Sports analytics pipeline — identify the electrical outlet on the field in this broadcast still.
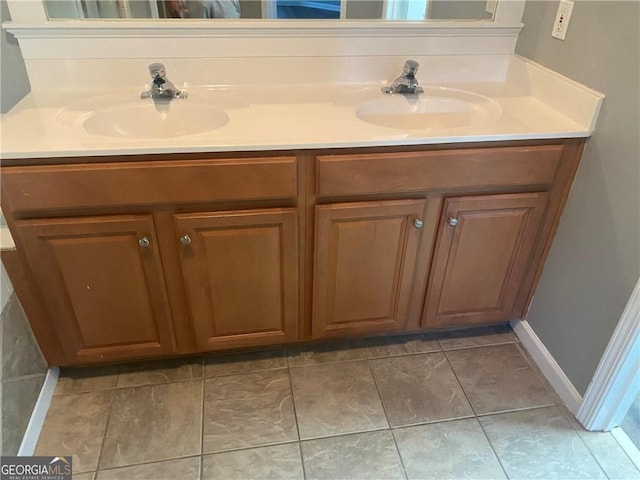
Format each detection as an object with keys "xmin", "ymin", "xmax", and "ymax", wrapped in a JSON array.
[
  {"xmin": 552, "ymin": 0, "xmax": 574, "ymax": 40},
  {"xmin": 485, "ymin": 0, "xmax": 497, "ymax": 15}
]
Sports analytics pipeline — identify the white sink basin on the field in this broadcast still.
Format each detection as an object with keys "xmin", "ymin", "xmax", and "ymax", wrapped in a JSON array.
[
  {"xmin": 353, "ymin": 86, "xmax": 502, "ymax": 130},
  {"xmin": 82, "ymin": 101, "xmax": 228, "ymax": 139},
  {"xmin": 57, "ymin": 90, "xmax": 243, "ymax": 139}
]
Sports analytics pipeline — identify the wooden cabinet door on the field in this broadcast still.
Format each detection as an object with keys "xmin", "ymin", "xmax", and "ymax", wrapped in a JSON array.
[
  {"xmin": 422, "ymin": 193, "xmax": 549, "ymax": 328},
  {"xmin": 16, "ymin": 215, "xmax": 176, "ymax": 364},
  {"xmin": 174, "ymin": 208, "xmax": 298, "ymax": 351},
  {"xmin": 313, "ymin": 199, "xmax": 427, "ymax": 338}
]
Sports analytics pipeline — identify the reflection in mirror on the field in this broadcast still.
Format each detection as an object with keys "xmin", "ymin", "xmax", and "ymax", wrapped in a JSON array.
[{"xmin": 44, "ymin": 0, "xmax": 496, "ymax": 20}]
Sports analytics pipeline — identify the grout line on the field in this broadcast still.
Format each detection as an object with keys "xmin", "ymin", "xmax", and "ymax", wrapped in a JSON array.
[
  {"xmin": 54, "ymin": 373, "xmax": 207, "ymax": 396},
  {"xmin": 474, "ymin": 403, "xmax": 560, "ymax": 418},
  {"xmin": 200, "ymin": 440, "xmax": 301, "ymax": 457},
  {"xmin": 365, "ymin": 358, "xmax": 391, "ymax": 430},
  {"xmin": 95, "ymin": 453, "xmax": 202, "ymax": 475},
  {"xmin": 204, "ymin": 365, "xmax": 289, "ymax": 379},
  {"xmin": 298, "ymin": 426, "xmax": 392, "ymax": 443},
  {"xmin": 365, "ymin": 348, "xmax": 443, "ymax": 360},
  {"xmin": 295, "ymin": 441, "xmax": 306, "ymax": 480},
  {"xmin": 438, "ymin": 339, "xmax": 519, "ymax": 352},
  {"xmin": 199, "ymin": 356, "xmax": 206, "ymax": 480},
  {"xmin": 389, "ymin": 429, "xmax": 409, "ymax": 480},
  {"xmin": 441, "ymin": 348, "xmax": 480, "ymax": 417},
  {"xmin": 203, "ymin": 350, "xmax": 290, "ymax": 378},
  {"xmin": 475, "ymin": 414, "xmax": 511, "ymax": 479},
  {"xmin": 388, "ymin": 414, "xmax": 476, "ymax": 430},
  {"xmin": 365, "ymin": 358, "xmax": 408, "ymax": 479},
  {"xmin": 93, "ymin": 383, "xmax": 117, "ymax": 473},
  {"xmin": 390, "ymin": 415, "xmax": 477, "ymax": 431},
  {"xmin": 287, "ymin": 356, "xmax": 369, "ymax": 369},
  {"xmin": 440, "ymin": 349, "xmax": 514, "ymax": 477},
  {"xmin": 285, "ymin": 365, "xmax": 306, "ymax": 480}
]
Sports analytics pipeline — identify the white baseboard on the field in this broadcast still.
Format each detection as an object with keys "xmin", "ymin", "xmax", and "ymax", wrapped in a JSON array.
[
  {"xmin": 510, "ymin": 319, "xmax": 583, "ymax": 414},
  {"xmin": 18, "ymin": 367, "xmax": 59, "ymax": 456}
]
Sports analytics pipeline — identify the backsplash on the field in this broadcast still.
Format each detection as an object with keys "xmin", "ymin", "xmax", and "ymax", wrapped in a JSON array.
[{"xmin": 20, "ymin": 54, "xmax": 513, "ymax": 90}]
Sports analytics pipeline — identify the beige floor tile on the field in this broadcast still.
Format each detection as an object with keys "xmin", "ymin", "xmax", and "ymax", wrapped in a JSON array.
[
  {"xmin": 55, "ymin": 366, "xmax": 119, "ymax": 395},
  {"xmin": 202, "ymin": 370, "xmax": 298, "ymax": 453},
  {"xmin": 35, "ymin": 325, "xmax": 626, "ymax": 480},
  {"xmin": 287, "ymin": 340, "xmax": 368, "ymax": 367},
  {"xmin": 205, "ymin": 348, "xmax": 288, "ymax": 377},
  {"xmin": 202, "ymin": 443, "xmax": 304, "ymax": 480},
  {"xmin": 99, "ymin": 380, "xmax": 202, "ymax": 469},
  {"xmin": 35, "ymin": 391, "xmax": 112, "ymax": 473},
  {"xmin": 365, "ymin": 332, "xmax": 441, "ymax": 358},
  {"xmin": 480, "ymin": 406, "xmax": 607, "ymax": 479},
  {"xmin": 96, "ymin": 457, "xmax": 200, "ymax": 480},
  {"xmin": 72, "ymin": 473, "xmax": 95, "ymax": 480},
  {"xmin": 446, "ymin": 343, "xmax": 556, "ymax": 414},
  {"xmin": 394, "ymin": 418, "xmax": 506, "ymax": 480},
  {"xmin": 371, "ymin": 353, "xmax": 473, "ymax": 426},
  {"xmin": 116, "ymin": 357, "xmax": 203, "ymax": 388},
  {"xmin": 301, "ymin": 430, "xmax": 405, "ymax": 480},
  {"xmin": 575, "ymin": 427, "xmax": 639, "ymax": 480},
  {"xmin": 290, "ymin": 361, "xmax": 388, "ymax": 439},
  {"xmin": 438, "ymin": 324, "xmax": 517, "ymax": 351}
]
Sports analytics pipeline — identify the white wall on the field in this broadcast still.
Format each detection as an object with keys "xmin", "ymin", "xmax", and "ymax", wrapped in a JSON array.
[{"xmin": 516, "ymin": 0, "xmax": 640, "ymax": 394}]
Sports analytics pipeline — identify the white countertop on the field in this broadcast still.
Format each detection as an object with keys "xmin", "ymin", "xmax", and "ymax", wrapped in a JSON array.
[{"xmin": 0, "ymin": 56, "xmax": 604, "ymax": 160}]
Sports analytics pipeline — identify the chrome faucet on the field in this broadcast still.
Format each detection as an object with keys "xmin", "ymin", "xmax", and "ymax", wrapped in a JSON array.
[
  {"xmin": 382, "ymin": 60, "xmax": 424, "ymax": 95},
  {"xmin": 140, "ymin": 63, "xmax": 188, "ymax": 100}
]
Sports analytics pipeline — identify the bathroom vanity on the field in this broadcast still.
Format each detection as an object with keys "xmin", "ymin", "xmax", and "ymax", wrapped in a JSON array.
[
  {"xmin": 0, "ymin": 53, "xmax": 603, "ymax": 367},
  {"xmin": 1, "ymin": 137, "xmax": 585, "ymax": 367}
]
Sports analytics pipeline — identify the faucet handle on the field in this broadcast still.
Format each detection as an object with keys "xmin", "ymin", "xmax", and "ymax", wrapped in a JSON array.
[
  {"xmin": 403, "ymin": 60, "xmax": 420, "ymax": 77},
  {"xmin": 148, "ymin": 63, "xmax": 167, "ymax": 80}
]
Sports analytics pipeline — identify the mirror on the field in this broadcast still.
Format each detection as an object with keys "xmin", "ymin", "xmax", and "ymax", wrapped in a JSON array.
[{"xmin": 44, "ymin": 0, "xmax": 496, "ymax": 21}]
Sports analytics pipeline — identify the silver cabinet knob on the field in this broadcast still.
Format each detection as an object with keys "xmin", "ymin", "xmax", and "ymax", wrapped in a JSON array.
[
  {"xmin": 180, "ymin": 234, "xmax": 192, "ymax": 245},
  {"xmin": 412, "ymin": 218, "xmax": 424, "ymax": 229},
  {"xmin": 447, "ymin": 217, "xmax": 459, "ymax": 227},
  {"xmin": 138, "ymin": 236, "xmax": 150, "ymax": 248}
]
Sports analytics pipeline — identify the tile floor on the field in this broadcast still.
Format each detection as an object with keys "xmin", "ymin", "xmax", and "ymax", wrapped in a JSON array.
[{"xmin": 34, "ymin": 325, "xmax": 639, "ymax": 480}]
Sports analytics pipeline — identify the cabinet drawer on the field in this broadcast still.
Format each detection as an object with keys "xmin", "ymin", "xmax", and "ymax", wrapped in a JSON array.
[
  {"xmin": 316, "ymin": 145, "xmax": 564, "ymax": 197},
  {"xmin": 2, "ymin": 156, "xmax": 297, "ymax": 213}
]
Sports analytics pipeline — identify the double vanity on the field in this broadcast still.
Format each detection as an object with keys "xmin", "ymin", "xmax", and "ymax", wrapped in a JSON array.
[{"xmin": 0, "ymin": 56, "xmax": 603, "ymax": 367}]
